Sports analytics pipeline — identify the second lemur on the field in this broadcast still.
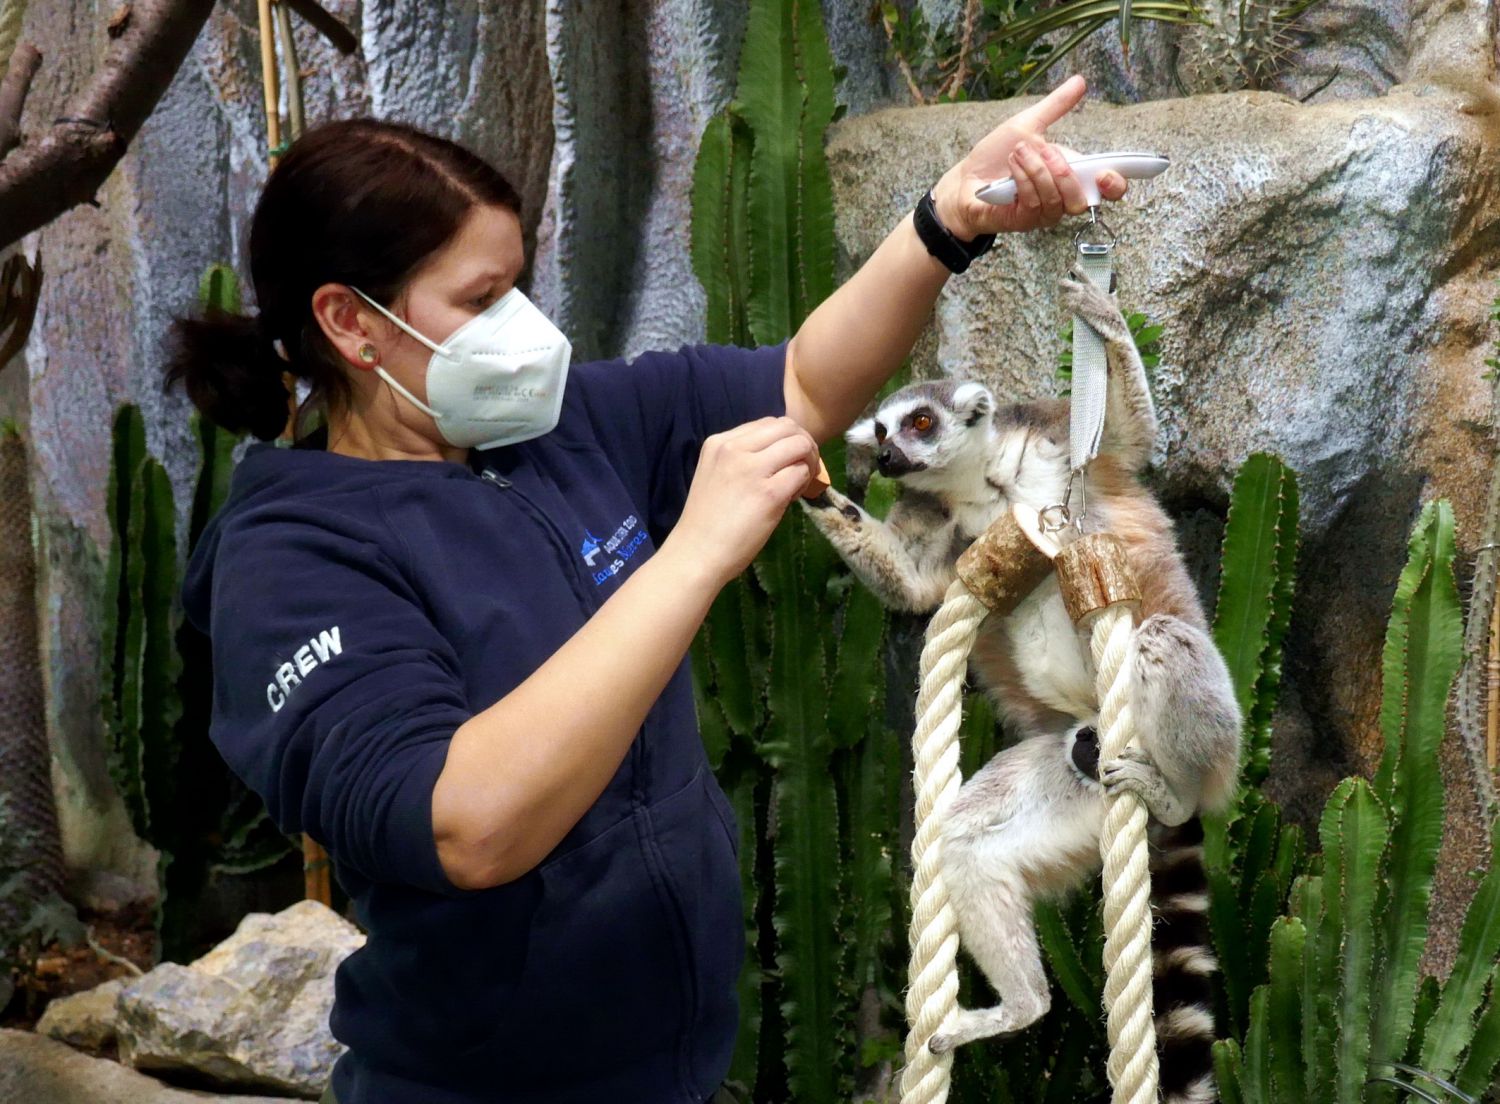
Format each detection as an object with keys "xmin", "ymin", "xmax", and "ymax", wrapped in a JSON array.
[{"xmin": 801, "ymin": 271, "xmax": 1242, "ymax": 1104}]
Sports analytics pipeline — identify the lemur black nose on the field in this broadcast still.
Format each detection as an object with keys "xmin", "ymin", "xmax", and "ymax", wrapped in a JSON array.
[{"xmin": 877, "ymin": 446, "xmax": 893, "ymax": 464}]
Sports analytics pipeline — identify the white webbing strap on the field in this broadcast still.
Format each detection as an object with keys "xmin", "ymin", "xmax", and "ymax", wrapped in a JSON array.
[{"xmin": 1069, "ymin": 241, "xmax": 1114, "ymax": 475}]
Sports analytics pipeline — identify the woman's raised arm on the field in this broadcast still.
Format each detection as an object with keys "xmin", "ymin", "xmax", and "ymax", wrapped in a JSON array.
[{"xmin": 781, "ymin": 74, "xmax": 1128, "ymax": 446}]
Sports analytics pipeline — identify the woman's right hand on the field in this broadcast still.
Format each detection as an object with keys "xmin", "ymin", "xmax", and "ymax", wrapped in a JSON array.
[{"xmin": 672, "ymin": 416, "xmax": 823, "ymax": 588}]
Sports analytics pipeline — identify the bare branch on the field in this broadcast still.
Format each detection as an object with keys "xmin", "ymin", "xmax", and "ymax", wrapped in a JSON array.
[
  {"xmin": 0, "ymin": 40, "xmax": 39, "ymax": 157},
  {"xmin": 282, "ymin": 0, "xmax": 356, "ymax": 55},
  {"xmin": 0, "ymin": 0, "xmax": 217, "ymax": 252}
]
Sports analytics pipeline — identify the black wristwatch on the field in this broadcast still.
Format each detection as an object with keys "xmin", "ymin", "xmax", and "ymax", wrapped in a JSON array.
[{"xmin": 913, "ymin": 189, "xmax": 995, "ymax": 274}]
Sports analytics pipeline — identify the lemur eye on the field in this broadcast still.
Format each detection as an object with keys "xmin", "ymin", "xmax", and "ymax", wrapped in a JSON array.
[
  {"xmin": 913, "ymin": 413, "xmax": 933, "ymax": 432},
  {"xmin": 873, "ymin": 421, "xmax": 887, "ymax": 443}
]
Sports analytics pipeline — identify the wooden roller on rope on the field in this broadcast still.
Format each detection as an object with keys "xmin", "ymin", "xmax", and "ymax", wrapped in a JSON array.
[{"xmin": 899, "ymin": 504, "xmax": 1158, "ymax": 1104}]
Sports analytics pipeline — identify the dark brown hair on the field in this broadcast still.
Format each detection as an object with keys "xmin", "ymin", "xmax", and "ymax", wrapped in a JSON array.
[{"xmin": 163, "ymin": 117, "xmax": 523, "ymax": 441}]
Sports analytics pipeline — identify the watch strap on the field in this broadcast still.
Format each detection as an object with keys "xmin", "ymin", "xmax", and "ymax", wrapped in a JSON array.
[{"xmin": 913, "ymin": 189, "xmax": 996, "ymax": 275}]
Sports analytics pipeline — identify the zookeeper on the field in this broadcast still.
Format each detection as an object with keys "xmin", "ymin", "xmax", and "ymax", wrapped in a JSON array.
[{"xmin": 168, "ymin": 73, "xmax": 1125, "ymax": 1104}]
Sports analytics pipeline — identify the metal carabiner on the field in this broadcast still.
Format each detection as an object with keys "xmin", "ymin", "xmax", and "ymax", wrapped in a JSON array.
[
  {"xmin": 1039, "ymin": 469, "xmax": 1088, "ymax": 535},
  {"xmin": 1072, "ymin": 206, "xmax": 1117, "ymax": 256}
]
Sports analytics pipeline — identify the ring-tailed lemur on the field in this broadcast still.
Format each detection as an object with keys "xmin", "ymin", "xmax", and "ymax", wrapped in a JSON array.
[{"xmin": 801, "ymin": 271, "xmax": 1241, "ymax": 1104}]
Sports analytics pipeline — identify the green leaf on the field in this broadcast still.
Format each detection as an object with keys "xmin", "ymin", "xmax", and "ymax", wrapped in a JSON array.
[
  {"xmin": 725, "ymin": 765, "xmax": 765, "ymax": 1091},
  {"xmin": 703, "ymin": 576, "xmax": 762, "ymax": 740},
  {"xmin": 692, "ymin": 641, "xmax": 733, "ymax": 770},
  {"xmin": 829, "ymin": 585, "xmax": 886, "ymax": 749},
  {"xmin": 736, "ymin": 0, "xmax": 802, "ymax": 342},
  {"xmin": 197, "ymin": 261, "xmax": 243, "ymax": 314},
  {"xmin": 1408, "ymin": 974, "xmax": 1443, "ymax": 1067}
]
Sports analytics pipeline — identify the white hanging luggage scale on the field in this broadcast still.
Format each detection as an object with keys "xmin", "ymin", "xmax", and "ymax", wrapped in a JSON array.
[{"xmin": 975, "ymin": 151, "xmax": 1170, "ymax": 208}]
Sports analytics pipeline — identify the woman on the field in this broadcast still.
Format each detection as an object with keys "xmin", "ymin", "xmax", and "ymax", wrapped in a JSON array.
[{"xmin": 165, "ymin": 74, "xmax": 1124, "ymax": 1104}]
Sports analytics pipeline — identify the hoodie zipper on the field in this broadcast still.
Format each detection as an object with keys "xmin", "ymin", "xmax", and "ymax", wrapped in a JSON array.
[
  {"xmin": 477, "ymin": 465, "xmax": 648, "ymax": 796},
  {"xmin": 477, "ymin": 467, "xmax": 590, "ymax": 606}
]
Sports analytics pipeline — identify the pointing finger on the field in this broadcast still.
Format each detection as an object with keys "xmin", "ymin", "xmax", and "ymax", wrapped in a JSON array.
[{"xmin": 1008, "ymin": 74, "xmax": 1087, "ymax": 133}]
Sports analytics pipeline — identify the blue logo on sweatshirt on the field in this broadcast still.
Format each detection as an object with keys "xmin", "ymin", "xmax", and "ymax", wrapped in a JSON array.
[
  {"xmin": 585, "ymin": 515, "xmax": 648, "ymax": 585},
  {"xmin": 580, "ymin": 529, "xmax": 605, "ymax": 567}
]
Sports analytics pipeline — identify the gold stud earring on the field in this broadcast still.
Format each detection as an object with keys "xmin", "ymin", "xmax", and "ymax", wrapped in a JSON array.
[{"xmin": 357, "ymin": 342, "xmax": 378, "ymax": 364}]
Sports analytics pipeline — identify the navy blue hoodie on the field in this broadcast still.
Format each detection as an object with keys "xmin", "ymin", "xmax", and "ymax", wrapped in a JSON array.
[{"xmin": 180, "ymin": 341, "xmax": 789, "ymax": 1104}]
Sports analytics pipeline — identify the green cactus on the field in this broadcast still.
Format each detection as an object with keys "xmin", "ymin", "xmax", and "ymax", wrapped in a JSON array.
[
  {"xmin": 1212, "ymin": 451, "xmax": 1299, "ymax": 786},
  {"xmin": 101, "ymin": 264, "xmax": 295, "ymax": 962},
  {"xmin": 689, "ymin": 0, "xmax": 899, "ymax": 1098},
  {"xmin": 1214, "ymin": 500, "xmax": 1500, "ymax": 1104},
  {"xmin": 102, "ymin": 404, "xmax": 185, "ymax": 917},
  {"xmin": 1203, "ymin": 452, "xmax": 1306, "ymax": 1039}
]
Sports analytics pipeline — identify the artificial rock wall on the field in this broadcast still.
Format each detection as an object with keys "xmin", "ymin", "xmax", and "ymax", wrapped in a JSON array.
[
  {"xmin": 6, "ymin": 0, "xmax": 900, "ymax": 910},
  {"xmin": 5, "ymin": 0, "xmax": 1498, "ymax": 977}
]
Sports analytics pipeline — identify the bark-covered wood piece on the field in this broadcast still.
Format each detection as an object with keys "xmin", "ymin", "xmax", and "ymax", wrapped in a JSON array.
[
  {"xmin": 1055, "ymin": 532, "xmax": 1141, "ymax": 625},
  {"xmin": 955, "ymin": 506, "xmax": 1054, "ymax": 615}
]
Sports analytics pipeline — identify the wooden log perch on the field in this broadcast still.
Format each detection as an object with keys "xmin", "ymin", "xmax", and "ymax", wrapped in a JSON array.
[
  {"xmin": 955, "ymin": 505, "xmax": 1055, "ymax": 616},
  {"xmin": 1055, "ymin": 532, "xmax": 1140, "ymax": 626}
]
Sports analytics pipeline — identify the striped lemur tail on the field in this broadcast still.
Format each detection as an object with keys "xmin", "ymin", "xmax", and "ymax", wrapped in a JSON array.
[{"xmin": 1149, "ymin": 816, "xmax": 1220, "ymax": 1104}]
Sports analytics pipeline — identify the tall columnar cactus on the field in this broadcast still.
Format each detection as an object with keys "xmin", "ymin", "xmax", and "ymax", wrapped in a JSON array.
[
  {"xmin": 1213, "ymin": 500, "xmax": 1500, "ymax": 1104},
  {"xmin": 1202, "ymin": 452, "xmax": 1306, "ymax": 1039},
  {"xmin": 0, "ymin": 422, "xmax": 67, "ymax": 979},
  {"xmin": 102, "ymin": 402, "xmax": 185, "ymax": 939},
  {"xmin": 688, "ymin": 0, "xmax": 899, "ymax": 1099},
  {"xmin": 101, "ymin": 264, "xmax": 293, "ymax": 963},
  {"xmin": 1213, "ymin": 451, "xmax": 1299, "ymax": 787}
]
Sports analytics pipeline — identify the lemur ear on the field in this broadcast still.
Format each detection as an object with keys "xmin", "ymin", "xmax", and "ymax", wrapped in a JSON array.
[
  {"xmin": 953, "ymin": 381, "xmax": 995, "ymax": 427},
  {"xmin": 846, "ymin": 416, "xmax": 879, "ymax": 451}
]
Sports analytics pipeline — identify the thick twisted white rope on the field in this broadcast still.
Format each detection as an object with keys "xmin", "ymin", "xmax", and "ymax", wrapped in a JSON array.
[
  {"xmin": 899, "ymin": 578, "xmax": 1158, "ymax": 1104},
  {"xmin": 1087, "ymin": 604, "xmax": 1160, "ymax": 1104},
  {"xmin": 899, "ymin": 579, "xmax": 989, "ymax": 1104}
]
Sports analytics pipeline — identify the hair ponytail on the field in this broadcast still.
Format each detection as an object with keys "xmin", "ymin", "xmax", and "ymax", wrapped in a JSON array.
[
  {"xmin": 161, "ymin": 116, "xmax": 523, "ymax": 447},
  {"xmin": 163, "ymin": 308, "xmax": 294, "ymax": 441}
]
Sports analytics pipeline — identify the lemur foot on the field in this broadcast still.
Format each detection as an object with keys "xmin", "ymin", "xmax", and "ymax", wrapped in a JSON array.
[
  {"xmin": 1057, "ymin": 270, "xmax": 1131, "ymax": 345},
  {"xmin": 928, "ymin": 996, "xmax": 1049, "ymax": 1054},
  {"xmin": 1100, "ymin": 746, "xmax": 1193, "ymax": 826}
]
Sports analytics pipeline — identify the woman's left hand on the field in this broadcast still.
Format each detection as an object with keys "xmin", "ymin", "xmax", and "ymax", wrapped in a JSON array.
[{"xmin": 929, "ymin": 74, "xmax": 1127, "ymax": 239}]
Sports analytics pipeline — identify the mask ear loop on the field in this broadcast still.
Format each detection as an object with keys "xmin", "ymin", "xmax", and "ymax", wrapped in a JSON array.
[
  {"xmin": 348, "ymin": 286, "xmax": 453, "ymax": 358},
  {"xmin": 345, "ymin": 286, "xmax": 445, "ymax": 419}
]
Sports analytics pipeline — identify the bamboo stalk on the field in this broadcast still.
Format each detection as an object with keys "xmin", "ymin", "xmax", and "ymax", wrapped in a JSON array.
[
  {"xmin": 274, "ymin": 0, "xmax": 303, "ymax": 140},
  {"xmin": 256, "ymin": 0, "xmax": 280, "ymax": 169},
  {"xmin": 255, "ymin": 0, "xmax": 330, "ymax": 906},
  {"xmin": 1488, "ymin": 587, "xmax": 1499, "ymax": 771}
]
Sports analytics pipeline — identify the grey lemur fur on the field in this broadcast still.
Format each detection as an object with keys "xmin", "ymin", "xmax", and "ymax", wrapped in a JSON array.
[{"xmin": 800, "ymin": 271, "xmax": 1242, "ymax": 1104}]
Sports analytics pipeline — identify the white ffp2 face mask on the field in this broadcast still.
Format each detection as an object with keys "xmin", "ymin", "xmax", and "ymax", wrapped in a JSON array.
[{"xmin": 349, "ymin": 285, "xmax": 572, "ymax": 450}]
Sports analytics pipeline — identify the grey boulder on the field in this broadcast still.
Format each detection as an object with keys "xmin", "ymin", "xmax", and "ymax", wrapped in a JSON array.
[
  {"xmin": 0, "ymin": 1027, "xmax": 289, "ymax": 1103},
  {"xmin": 115, "ymin": 899, "xmax": 364, "ymax": 1098}
]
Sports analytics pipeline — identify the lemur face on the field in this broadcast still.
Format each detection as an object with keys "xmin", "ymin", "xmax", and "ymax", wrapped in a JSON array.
[{"xmin": 846, "ymin": 379, "xmax": 995, "ymax": 487}]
